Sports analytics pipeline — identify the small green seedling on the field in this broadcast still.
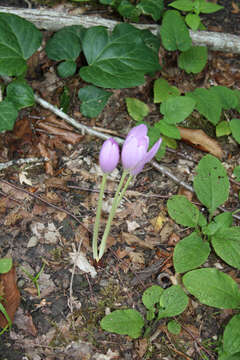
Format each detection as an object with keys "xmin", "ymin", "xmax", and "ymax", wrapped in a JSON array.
[
  {"xmin": 21, "ymin": 262, "xmax": 45, "ymax": 297},
  {"xmin": 0, "ymin": 258, "xmax": 13, "ymax": 334},
  {"xmin": 100, "ymin": 284, "xmax": 188, "ymax": 339}
]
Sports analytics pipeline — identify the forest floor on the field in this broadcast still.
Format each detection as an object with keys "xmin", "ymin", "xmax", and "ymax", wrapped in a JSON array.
[{"xmin": 0, "ymin": 1, "xmax": 240, "ymax": 359}]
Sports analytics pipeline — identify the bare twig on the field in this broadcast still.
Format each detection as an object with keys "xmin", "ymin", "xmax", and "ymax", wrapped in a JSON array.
[
  {"xmin": 0, "ymin": 157, "xmax": 48, "ymax": 170},
  {"xmin": 1, "ymin": 7, "xmax": 240, "ymax": 53}
]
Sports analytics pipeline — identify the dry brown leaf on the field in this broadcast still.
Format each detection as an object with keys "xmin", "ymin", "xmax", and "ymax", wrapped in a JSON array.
[
  {"xmin": 150, "ymin": 213, "xmax": 166, "ymax": 233},
  {"xmin": 0, "ymin": 266, "xmax": 20, "ymax": 328},
  {"xmin": 37, "ymin": 122, "xmax": 83, "ymax": 145},
  {"xmin": 122, "ymin": 232, "xmax": 158, "ymax": 249},
  {"xmin": 136, "ymin": 338, "xmax": 148, "ymax": 358},
  {"xmin": 178, "ymin": 127, "xmax": 223, "ymax": 158},
  {"xmin": 178, "ymin": 187, "xmax": 193, "ymax": 201},
  {"xmin": 232, "ymin": 1, "xmax": 239, "ymax": 13}
]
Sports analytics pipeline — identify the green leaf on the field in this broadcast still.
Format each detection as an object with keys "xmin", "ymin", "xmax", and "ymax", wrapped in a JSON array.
[
  {"xmin": 193, "ymin": 154, "xmax": 230, "ymax": 214},
  {"xmin": 169, "ymin": 0, "xmax": 194, "ymax": 12},
  {"xmin": 126, "ymin": 98, "xmax": 149, "ymax": 121},
  {"xmin": 78, "ymin": 85, "xmax": 112, "ymax": 118},
  {"xmin": 137, "ymin": 0, "xmax": 164, "ymax": 21},
  {"xmin": 117, "ymin": 0, "xmax": 140, "ymax": 22},
  {"xmin": 173, "ymin": 232, "xmax": 210, "ymax": 273},
  {"xmin": 46, "ymin": 26, "xmax": 84, "ymax": 61},
  {"xmin": 216, "ymin": 121, "xmax": 231, "ymax": 137},
  {"xmin": 100, "ymin": 309, "xmax": 144, "ymax": 339},
  {"xmin": 80, "ymin": 24, "xmax": 161, "ymax": 89},
  {"xmin": 60, "ymin": 86, "xmax": 70, "ymax": 114},
  {"xmin": 202, "ymin": 212, "xmax": 233, "ymax": 236},
  {"xmin": 199, "ymin": 2, "xmax": 224, "ymax": 14},
  {"xmin": 158, "ymin": 285, "xmax": 188, "ymax": 319},
  {"xmin": 0, "ymin": 13, "xmax": 42, "ymax": 76},
  {"xmin": 160, "ymin": 10, "xmax": 192, "ymax": 51},
  {"xmin": 185, "ymin": 13, "xmax": 201, "ymax": 30},
  {"xmin": 178, "ymin": 46, "xmax": 208, "ymax": 74},
  {"xmin": 0, "ymin": 101, "xmax": 18, "ymax": 132},
  {"xmin": 167, "ymin": 195, "xmax": 207, "ymax": 227},
  {"xmin": 155, "ymin": 121, "xmax": 181, "ymax": 139},
  {"xmin": 230, "ymin": 119, "xmax": 240, "ymax": 144},
  {"xmin": 160, "ymin": 96, "xmax": 195, "ymax": 124},
  {"xmin": 153, "ymin": 78, "xmax": 180, "ymax": 103},
  {"xmin": 0, "ymin": 258, "xmax": 12, "ymax": 274},
  {"xmin": 212, "ymin": 227, "xmax": 240, "ymax": 269},
  {"xmin": 6, "ymin": 79, "xmax": 35, "ymax": 110},
  {"xmin": 186, "ymin": 88, "xmax": 222, "ymax": 125},
  {"xmin": 233, "ymin": 166, "xmax": 240, "ymax": 182},
  {"xmin": 220, "ymin": 315, "xmax": 240, "ymax": 358},
  {"xmin": 183, "ymin": 268, "xmax": 240, "ymax": 309},
  {"xmin": 210, "ymin": 86, "xmax": 239, "ymax": 110},
  {"xmin": 57, "ymin": 60, "xmax": 77, "ymax": 78},
  {"xmin": 167, "ymin": 320, "xmax": 181, "ymax": 335},
  {"xmin": 0, "ymin": 303, "xmax": 12, "ymax": 329},
  {"xmin": 142, "ymin": 285, "xmax": 164, "ymax": 311}
]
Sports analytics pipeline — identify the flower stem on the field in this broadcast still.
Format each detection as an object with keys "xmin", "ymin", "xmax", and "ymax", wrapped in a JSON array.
[
  {"xmin": 98, "ymin": 170, "xmax": 130, "ymax": 261},
  {"xmin": 92, "ymin": 173, "xmax": 107, "ymax": 260}
]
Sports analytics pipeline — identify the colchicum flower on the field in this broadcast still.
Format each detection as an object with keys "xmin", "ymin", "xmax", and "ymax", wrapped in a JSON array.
[
  {"xmin": 121, "ymin": 124, "xmax": 162, "ymax": 175},
  {"xmin": 99, "ymin": 138, "xmax": 120, "ymax": 173}
]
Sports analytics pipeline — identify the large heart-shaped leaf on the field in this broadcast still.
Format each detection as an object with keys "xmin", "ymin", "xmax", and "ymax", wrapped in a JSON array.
[
  {"xmin": 158, "ymin": 285, "xmax": 189, "ymax": 319},
  {"xmin": 137, "ymin": 0, "xmax": 164, "ymax": 21},
  {"xmin": 0, "ymin": 13, "xmax": 42, "ymax": 76},
  {"xmin": 212, "ymin": 227, "xmax": 240, "ymax": 269},
  {"xmin": 160, "ymin": 96, "xmax": 196, "ymax": 124},
  {"xmin": 6, "ymin": 79, "xmax": 35, "ymax": 110},
  {"xmin": 78, "ymin": 85, "xmax": 112, "ymax": 118},
  {"xmin": 178, "ymin": 46, "xmax": 208, "ymax": 74},
  {"xmin": 79, "ymin": 24, "xmax": 161, "ymax": 88}
]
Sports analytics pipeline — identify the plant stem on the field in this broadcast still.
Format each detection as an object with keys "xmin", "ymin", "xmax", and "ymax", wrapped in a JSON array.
[
  {"xmin": 98, "ymin": 170, "xmax": 130, "ymax": 261},
  {"xmin": 92, "ymin": 173, "xmax": 107, "ymax": 260}
]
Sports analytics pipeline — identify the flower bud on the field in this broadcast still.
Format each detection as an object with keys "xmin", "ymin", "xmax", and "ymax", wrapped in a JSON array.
[
  {"xmin": 122, "ymin": 124, "xmax": 162, "ymax": 175},
  {"xmin": 99, "ymin": 138, "xmax": 120, "ymax": 173}
]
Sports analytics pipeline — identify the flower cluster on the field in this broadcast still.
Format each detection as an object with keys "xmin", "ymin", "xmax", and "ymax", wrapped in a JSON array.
[
  {"xmin": 99, "ymin": 124, "xmax": 162, "ymax": 175},
  {"xmin": 93, "ymin": 124, "xmax": 162, "ymax": 261}
]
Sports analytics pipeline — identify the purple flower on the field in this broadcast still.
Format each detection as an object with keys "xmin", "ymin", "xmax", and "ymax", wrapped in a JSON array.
[
  {"xmin": 99, "ymin": 138, "xmax": 120, "ymax": 173},
  {"xmin": 121, "ymin": 124, "xmax": 162, "ymax": 175}
]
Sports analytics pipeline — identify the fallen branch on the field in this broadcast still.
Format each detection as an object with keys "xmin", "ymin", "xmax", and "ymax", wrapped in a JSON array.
[{"xmin": 1, "ymin": 7, "xmax": 240, "ymax": 54}]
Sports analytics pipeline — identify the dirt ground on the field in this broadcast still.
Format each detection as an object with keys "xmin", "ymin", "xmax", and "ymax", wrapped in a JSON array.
[{"xmin": 0, "ymin": 1, "xmax": 240, "ymax": 359}]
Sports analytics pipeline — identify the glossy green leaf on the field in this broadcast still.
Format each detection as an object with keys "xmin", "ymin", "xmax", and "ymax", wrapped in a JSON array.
[
  {"xmin": 169, "ymin": 0, "xmax": 194, "ymax": 11},
  {"xmin": 46, "ymin": 26, "xmax": 84, "ymax": 61},
  {"xmin": 185, "ymin": 13, "xmax": 201, "ymax": 30},
  {"xmin": 178, "ymin": 46, "xmax": 208, "ymax": 74},
  {"xmin": 80, "ymin": 24, "xmax": 161, "ymax": 89},
  {"xmin": 117, "ymin": 0, "xmax": 140, "ymax": 22},
  {"xmin": 6, "ymin": 79, "xmax": 35, "ymax": 110},
  {"xmin": 173, "ymin": 232, "xmax": 210, "ymax": 273},
  {"xmin": 216, "ymin": 121, "xmax": 231, "ymax": 137},
  {"xmin": 0, "ymin": 101, "xmax": 18, "ymax": 132},
  {"xmin": 137, "ymin": 0, "xmax": 164, "ymax": 21},
  {"xmin": 0, "ymin": 13, "xmax": 42, "ymax": 76},
  {"xmin": 158, "ymin": 285, "xmax": 189, "ymax": 319},
  {"xmin": 57, "ymin": 60, "xmax": 77, "ymax": 78},
  {"xmin": 199, "ymin": 2, "xmax": 224, "ymax": 14},
  {"xmin": 233, "ymin": 166, "xmax": 240, "ymax": 182},
  {"xmin": 186, "ymin": 88, "xmax": 222, "ymax": 125},
  {"xmin": 220, "ymin": 315, "xmax": 240, "ymax": 359},
  {"xmin": 160, "ymin": 10, "xmax": 192, "ymax": 51},
  {"xmin": 193, "ymin": 155, "xmax": 230, "ymax": 214},
  {"xmin": 78, "ymin": 85, "xmax": 112, "ymax": 118},
  {"xmin": 167, "ymin": 320, "xmax": 181, "ymax": 335},
  {"xmin": 167, "ymin": 195, "xmax": 207, "ymax": 227},
  {"xmin": 0, "ymin": 258, "xmax": 13, "ymax": 274},
  {"xmin": 142, "ymin": 285, "xmax": 164, "ymax": 311},
  {"xmin": 230, "ymin": 119, "xmax": 240, "ymax": 144},
  {"xmin": 60, "ymin": 86, "xmax": 70, "ymax": 114},
  {"xmin": 210, "ymin": 86, "xmax": 239, "ymax": 110},
  {"xmin": 160, "ymin": 96, "xmax": 195, "ymax": 123},
  {"xmin": 100, "ymin": 309, "xmax": 144, "ymax": 339},
  {"xmin": 155, "ymin": 121, "xmax": 181, "ymax": 139},
  {"xmin": 212, "ymin": 227, "xmax": 240, "ymax": 269},
  {"xmin": 126, "ymin": 97, "xmax": 149, "ymax": 121},
  {"xmin": 183, "ymin": 268, "xmax": 240, "ymax": 308},
  {"xmin": 153, "ymin": 78, "xmax": 180, "ymax": 103}
]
